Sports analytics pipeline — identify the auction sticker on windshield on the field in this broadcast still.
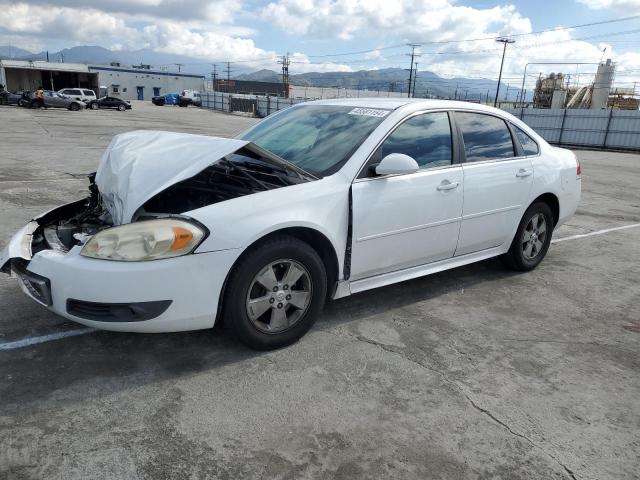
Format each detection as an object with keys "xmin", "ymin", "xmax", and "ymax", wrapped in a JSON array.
[{"xmin": 348, "ymin": 108, "xmax": 390, "ymax": 117}]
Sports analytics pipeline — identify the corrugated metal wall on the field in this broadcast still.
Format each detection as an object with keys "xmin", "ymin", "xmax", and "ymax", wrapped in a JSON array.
[
  {"xmin": 504, "ymin": 108, "xmax": 640, "ymax": 150},
  {"xmin": 200, "ymin": 92, "xmax": 640, "ymax": 151}
]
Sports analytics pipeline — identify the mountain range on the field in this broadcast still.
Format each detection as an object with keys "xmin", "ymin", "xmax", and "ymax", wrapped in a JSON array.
[{"xmin": 0, "ymin": 45, "xmax": 521, "ymax": 101}]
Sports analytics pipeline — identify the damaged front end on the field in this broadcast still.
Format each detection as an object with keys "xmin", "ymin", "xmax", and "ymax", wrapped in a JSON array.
[
  {"xmin": 2, "ymin": 131, "xmax": 314, "ymax": 274},
  {"xmin": 34, "ymin": 175, "xmax": 113, "ymax": 255}
]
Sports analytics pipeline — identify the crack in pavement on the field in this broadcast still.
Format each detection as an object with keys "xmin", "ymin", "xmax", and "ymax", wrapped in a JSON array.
[{"xmin": 322, "ymin": 329, "xmax": 579, "ymax": 480}]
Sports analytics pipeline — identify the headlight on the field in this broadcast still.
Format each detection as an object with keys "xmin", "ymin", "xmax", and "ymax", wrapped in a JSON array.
[{"xmin": 81, "ymin": 218, "xmax": 206, "ymax": 261}]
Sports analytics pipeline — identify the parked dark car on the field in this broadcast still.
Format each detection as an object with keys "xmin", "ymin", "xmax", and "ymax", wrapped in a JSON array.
[
  {"xmin": 152, "ymin": 93, "xmax": 179, "ymax": 106},
  {"xmin": 86, "ymin": 96, "xmax": 132, "ymax": 111},
  {"xmin": 0, "ymin": 91, "xmax": 25, "ymax": 106}
]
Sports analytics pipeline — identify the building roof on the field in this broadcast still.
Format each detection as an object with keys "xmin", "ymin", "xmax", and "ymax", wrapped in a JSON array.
[
  {"xmin": 0, "ymin": 59, "xmax": 90, "ymax": 73},
  {"xmin": 0, "ymin": 59, "xmax": 203, "ymax": 78},
  {"xmin": 89, "ymin": 65, "xmax": 204, "ymax": 79}
]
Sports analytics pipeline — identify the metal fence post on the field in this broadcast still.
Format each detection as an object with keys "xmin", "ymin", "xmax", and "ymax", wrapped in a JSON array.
[
  {"xmin": 558, "ymin": 108, "xmax": 568, "ymax": 146},
  {"xmin": 602, "ymin": 108, "xmax": 614, "ymax": 148}
]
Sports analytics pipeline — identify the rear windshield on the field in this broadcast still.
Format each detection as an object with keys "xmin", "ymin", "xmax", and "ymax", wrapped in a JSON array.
[{"xmin": 240, "ymin": 105, "xmax": 389, "ymax": 177}]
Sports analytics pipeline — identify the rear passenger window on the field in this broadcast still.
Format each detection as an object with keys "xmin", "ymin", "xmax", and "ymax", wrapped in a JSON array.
[
  {"xmin": 83, "ymin": 90, "xmax": 94, "ymax": 96},
  {"xmin": 379, "ymin": 112, "xmax": 452, "ymax": 169},
  {"xmin": 70, "ymin": 89, "xmax": 81, "ymax": 95},
  {"xmin": 456, "ymin": 112, "xmax": 514, "ymax": 162},
  {"xmin": 513, "ymin": 126, "xmax": 539, "ymax": 156}
]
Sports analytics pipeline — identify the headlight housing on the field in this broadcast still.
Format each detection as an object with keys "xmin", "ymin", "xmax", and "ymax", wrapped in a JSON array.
[{"xmin": 81, "ymin": 218, "xmax": 206, "ymax": 261}]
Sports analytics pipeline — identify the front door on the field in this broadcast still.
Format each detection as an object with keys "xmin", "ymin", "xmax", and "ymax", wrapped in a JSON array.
[
  {"xmin": 137, "ymin": 86, "xmax": 144, "ymax": 100},
  {"xmin": 350, "ymin": 112, "xmax": 463, "ymax": 280},
  {"xmin": 453, "ymin": 111, "xmax": 534, "ymax": 256}
]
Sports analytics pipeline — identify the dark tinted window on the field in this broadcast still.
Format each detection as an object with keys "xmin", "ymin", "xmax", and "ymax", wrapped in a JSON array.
[
  {"xmin": 514, "ymin": 126, "xmax": 539, "ymax": 155},
  {"xmin": 83, "ymin": 90, "xmax": 95, "ymax": 96},
  {"xmin": 456, "ymin": 112, "xmax": 514, "ymax": 162},
  {"xmin": 379, "ymin": 112, "xmax": 452, "ymax": 169}
]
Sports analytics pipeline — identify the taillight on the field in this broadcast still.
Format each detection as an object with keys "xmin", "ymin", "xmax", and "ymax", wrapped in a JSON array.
[{"xmin": 576, "ymin": 157, "xmax": 581, "ymax": 178}]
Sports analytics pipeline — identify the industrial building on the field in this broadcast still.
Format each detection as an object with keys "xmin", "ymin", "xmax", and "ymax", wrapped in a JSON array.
[
  {"xmin": 531, "ymin": 59, "xmax": 637, "ymax": 110},
  {"xmin": 0, "ymin": 60, "xmax": 205, "ymax": 101}
]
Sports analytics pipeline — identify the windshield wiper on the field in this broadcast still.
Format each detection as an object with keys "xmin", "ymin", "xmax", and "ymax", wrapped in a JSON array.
[{"xmin": 245, "ymin": 143, "xmax": 318, "ymax": 181}]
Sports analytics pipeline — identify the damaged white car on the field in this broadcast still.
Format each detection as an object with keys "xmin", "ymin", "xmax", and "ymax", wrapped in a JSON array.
[{"xmin": 1, "ymin": 99, "xmax": 581, "ymax": 349}]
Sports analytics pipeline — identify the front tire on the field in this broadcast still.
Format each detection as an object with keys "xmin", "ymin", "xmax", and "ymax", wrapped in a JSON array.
[
  {"xmin": 117, "ymin": 104, "xmax": 126, "ymax": 111},
  {"xmin": 501, "ymin": 202, "xmax": 554, "ymax": 271},
  {"xmin": 90, "ymin": 102, "xmax": 99, "ymax": 110},
  {"xmin": 69, "ymin": 103, "xmax": 80, "ymax": 111},
  {"xmin": 223, "ymin": 235, "xmax": 327, "ymax": 350}
]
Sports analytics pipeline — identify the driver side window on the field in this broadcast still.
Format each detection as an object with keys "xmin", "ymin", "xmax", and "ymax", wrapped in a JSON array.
[{"xmin": 363, "ymin": 112, "xmax": 453, "ymax": 177}]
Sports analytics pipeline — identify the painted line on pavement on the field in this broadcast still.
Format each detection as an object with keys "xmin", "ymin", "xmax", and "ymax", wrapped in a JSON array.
[
  {"xmin": 552, "ymin": 223, "xmax": 640, "ymax": 243},
  {"xmin": 0, "ymin": 328, "xmax": 95, "ymax": 351}
]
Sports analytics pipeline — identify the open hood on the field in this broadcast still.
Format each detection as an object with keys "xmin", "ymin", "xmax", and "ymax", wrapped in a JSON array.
[{"xmin": 95, "ymin": 131, "xmax": 249, "ymax": 224}]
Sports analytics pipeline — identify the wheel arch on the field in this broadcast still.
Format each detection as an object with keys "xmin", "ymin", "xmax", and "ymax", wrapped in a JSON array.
[
  {"xmin": 531, "ymin": 192, "xmax": 560, "ymax": 226},
  {"xmin": 214, "ymin": 226, "xmax": 340, "ymax": 326}
]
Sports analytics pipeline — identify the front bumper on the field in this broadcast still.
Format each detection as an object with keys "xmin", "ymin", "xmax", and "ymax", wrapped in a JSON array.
[{"xmin": 2, "ymin": 226, "xmax": 240, "ymax": 332}]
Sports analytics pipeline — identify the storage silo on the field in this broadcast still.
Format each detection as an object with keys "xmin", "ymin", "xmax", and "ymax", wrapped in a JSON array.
[{"xmin": 591, "ymin": 59, "xmax": 615, "ymax": 110}]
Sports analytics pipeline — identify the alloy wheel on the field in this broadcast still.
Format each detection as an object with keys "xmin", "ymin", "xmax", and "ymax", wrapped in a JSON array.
[
  {"xmin": 522, "ymin": 213, "xmax": 547, "ymax": 260},
  {"xmin": 246, "ymin": 259, "xmax": 312, "ymax": 333}
]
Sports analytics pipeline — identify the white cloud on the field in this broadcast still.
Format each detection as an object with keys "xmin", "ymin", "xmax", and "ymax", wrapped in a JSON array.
[
  {"xmin": 577, "ymin": 0, "xmax": 640, "ymax": 13},
  {"xmin": 0, "ymin": 0, "xmax": 638, "ymax": 84},
  {"xmin": 261, "ymin": 0, "xmax": 532, "ymax": 41}
]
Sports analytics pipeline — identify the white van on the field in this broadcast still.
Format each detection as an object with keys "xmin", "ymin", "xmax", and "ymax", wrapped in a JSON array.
[{"xmin": 58, "ymin": 88, "xmax": 97, "ymax": 103}]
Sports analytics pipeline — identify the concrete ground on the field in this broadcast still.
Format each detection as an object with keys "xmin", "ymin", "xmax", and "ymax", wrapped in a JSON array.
[{"xmin": 0, "ymin": 102, "xmax": 638, "ymax": 480}]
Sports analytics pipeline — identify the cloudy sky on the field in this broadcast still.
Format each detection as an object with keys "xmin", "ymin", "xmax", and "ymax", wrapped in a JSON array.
[{"xmin": 1, "ymin": 0, "xmax": 639, "ymax": 91}]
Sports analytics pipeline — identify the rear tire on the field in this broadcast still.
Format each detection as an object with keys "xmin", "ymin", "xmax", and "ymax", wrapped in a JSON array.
[
  {"xmin": 69, "ymin": 103, "xmax": 80, "ymax": 111},
  {"xmin": 222, "ymin": 235, "xmax": 327, "ymax": 350},
  {"xmin": 90, "ymin": 102, "xmax": 99, "ymax": 110},
  {"xmin": 500, "ymin": 202, "xmax": 554, "ymax": 271}
]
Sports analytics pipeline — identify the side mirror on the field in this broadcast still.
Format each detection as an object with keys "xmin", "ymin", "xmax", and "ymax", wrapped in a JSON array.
[{"xmin": 375, "ymin": 153, "xmax": 419, "ymax": 176}]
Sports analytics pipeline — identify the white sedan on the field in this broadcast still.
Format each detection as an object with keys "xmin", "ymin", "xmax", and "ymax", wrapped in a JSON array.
[{"xmin": 1, "ymin": 99, "xmax": 581, "ymax": 349}]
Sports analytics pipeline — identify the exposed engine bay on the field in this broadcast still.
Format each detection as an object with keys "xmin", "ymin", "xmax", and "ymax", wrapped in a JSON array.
[
  {"xmin": 31, "ymin": 174, "xmax": 114, "ymax": 255},
  {"xmin": 32, "ymin": 149, "xmax": 310, "ymax": 254},
  {"xmin": 141, "ymin": 148, "xmax": 310, "ymax": 215}
]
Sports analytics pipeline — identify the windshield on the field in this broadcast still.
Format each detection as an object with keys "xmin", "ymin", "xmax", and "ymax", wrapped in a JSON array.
[{"xmin": 240, "ymin": 105, "xmax": 389, "ymax": 177}]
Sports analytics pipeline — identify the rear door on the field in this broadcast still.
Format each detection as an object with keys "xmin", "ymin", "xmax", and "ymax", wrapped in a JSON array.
[
  {"xmin": 453, "ymin": 111, "xmax": 534, "ymax": 256},
  {"xmin": 350, "ymin": 111, "xmax": 463, "ymax": 280}
]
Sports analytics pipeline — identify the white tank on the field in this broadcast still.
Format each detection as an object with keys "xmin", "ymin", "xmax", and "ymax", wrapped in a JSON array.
[{"xmin": 591, "ymin": 59, "xmax": 614, "ymax": 110}]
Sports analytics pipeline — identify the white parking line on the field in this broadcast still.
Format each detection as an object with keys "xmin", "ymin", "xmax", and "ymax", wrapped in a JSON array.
[
  {"xmin": 1, "ymin": 223, "xmax": 639, "ymax": 352},
  {"xmin": 552, "ymin": 223, "xmax": 640, "ymax": 243},
  {"xmin": 0, "ymin": 328, "xmax": 95, "ymax": 351}
]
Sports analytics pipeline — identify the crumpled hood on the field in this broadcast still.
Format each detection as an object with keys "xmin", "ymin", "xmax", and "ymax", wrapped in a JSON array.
[{"xmin": 95, "ymin": 130, "xmax": 249, "ymax": 224}]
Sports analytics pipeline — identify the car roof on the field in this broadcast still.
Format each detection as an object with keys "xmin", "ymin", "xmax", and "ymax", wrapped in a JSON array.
[{"xmin": 302, "ymin": 97, "xmax": 505, "ymax": 114}]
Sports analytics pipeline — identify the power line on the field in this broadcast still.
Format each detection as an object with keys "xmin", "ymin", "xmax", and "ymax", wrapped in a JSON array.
[{"xmin": 304, "ymin": 14, "xmax": 640, "ymax": 59}]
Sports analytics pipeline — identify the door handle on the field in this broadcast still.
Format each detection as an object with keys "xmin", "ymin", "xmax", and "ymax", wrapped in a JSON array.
[
  {"xmin": 516, "ymin": 168, "xmax": 533, "ymax": 178},
  {"xmin": 437, "ymin": 180, "xmax": 459, "ymax": 191}
]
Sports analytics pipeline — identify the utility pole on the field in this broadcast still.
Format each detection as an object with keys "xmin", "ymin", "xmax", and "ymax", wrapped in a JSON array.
[
  {"xmin": 211, "ymin": 64, "xmax": 218, "ymax": 91},
  {"xmin": 225, "ymin": 62, "xmax": 232, "ymax": 93},
  {"xmin": 277, "ymin": 53, "xmax": 290, "ymax": 97},
  {"xmin": 412, "ymin": 63, "xmax": 418, "ymax": 97},
  {"xmin": 494, "ymin": 37, "xmax": 515, "ymax": 107},
  {"xmin": 406, "ymin": 44, "xmax": 421, "ymax": 98},
  {"xmin": 174, "ymin": 63, "xmax": 183, "ymax": 72}
]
